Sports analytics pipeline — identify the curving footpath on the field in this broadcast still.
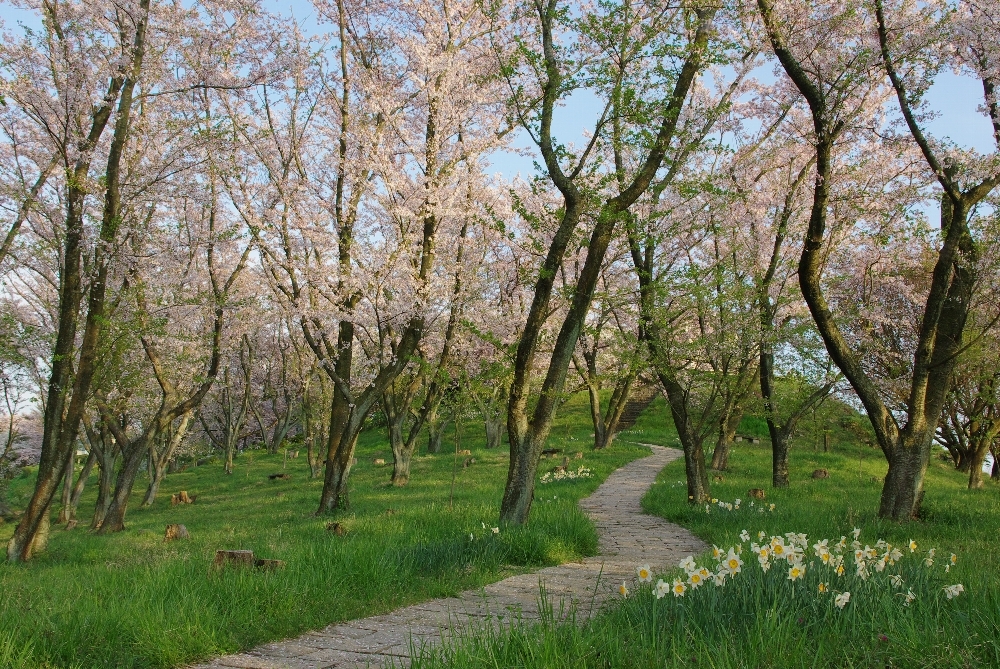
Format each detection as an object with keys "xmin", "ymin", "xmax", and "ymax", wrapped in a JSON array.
[{"xmin": 191, "ymin": 445, "xmax": 705, "ymax": 669}]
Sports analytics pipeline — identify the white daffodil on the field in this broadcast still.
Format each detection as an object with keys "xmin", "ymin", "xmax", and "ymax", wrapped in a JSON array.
[{"xmin": 943, "ymin": 584, "xmax": 965, "ymax": 600}]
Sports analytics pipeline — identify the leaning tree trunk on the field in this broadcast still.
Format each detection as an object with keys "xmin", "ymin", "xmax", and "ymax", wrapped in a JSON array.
[
  {"xmin": 143, "ymin": 411, "xmax": 192, "ymax": 506},
  {"xmin": 91, "ymin": 446, "xmax": 118, "ymax": 530},
  {"xmin": 98, "ymin": 435, "xmax": 153, "ymax": 533}
]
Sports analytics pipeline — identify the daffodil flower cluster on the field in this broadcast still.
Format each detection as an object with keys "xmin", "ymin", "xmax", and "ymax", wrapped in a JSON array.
[
  {"xmin": 538, "ymin": 466, "xmax": 592, "ymax": 484},
  {"xmin": 703, "ymin": 498, "xmax": 776, "ymax": 514},
  {"xmin": 621, "ymin": 527, "xmax": 965, "ymax": 613}
]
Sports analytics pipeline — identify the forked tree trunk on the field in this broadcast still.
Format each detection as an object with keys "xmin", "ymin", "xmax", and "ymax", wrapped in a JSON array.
[
  {"xmin": 878, "ymin": 435, "xmax": 930, "ymax": 520},
  {"xmin": 143, "ymin": 411, "xmax": 192, "ymax": 506},
  {"xmin": 661, "ymin": 375, "xmax": 711, "ymax": 503}
]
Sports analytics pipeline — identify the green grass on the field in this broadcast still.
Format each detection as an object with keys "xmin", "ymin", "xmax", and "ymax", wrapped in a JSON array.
[
  {"xmin": 409, "ymin": 408, "xmax": 1000, "ymax": 669},
  {"xmin": 0, "ymin": 393, "xmax": 648, "ymax": 669}
]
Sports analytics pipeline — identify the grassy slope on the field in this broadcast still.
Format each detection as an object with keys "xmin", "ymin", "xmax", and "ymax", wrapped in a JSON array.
[
  {"xmin": 0, "ymin": 393, "xmax": 648, "ymax": 669},
  {"xmin": 410, "ymin": 397, "xmax": 1000, "ymax": 669}
]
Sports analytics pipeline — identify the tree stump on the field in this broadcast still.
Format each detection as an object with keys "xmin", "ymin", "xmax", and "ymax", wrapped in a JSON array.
[
  {"xmin": 171, "ymin": 491, "xmax": 196, "ymax": 505},
  {"xmin": 213, "ymin": 550, "xmax": 256, "ymax": 569},
  {"xmin": 812, "ymin": 469, "xmax": 830, "ymax": 479},
  {"xmin": 373, "ymin": 458, "xmax": 385, "ymax": 465},
  {"xmin": 268, "ymin": 473, "xmax": 290, "ymax": 480},
  {"xmin": 165, "ymin": 524, "xmax": 190, "ymax": 541},
  {"xmin": 748, "ymin": 488, "xmax": 766, "ymax": 500},
  {"xmin": 458, "ymin": 449, "xmax": 472, "ymax": 456},
  {"xmin": 253, "ymin": 558, "xmax": 286, "ymax": 571},
  {"xmin": 326, "ymin": 522, "xmax": 345, "ymax": 535},
  {"xmin": 574, "ymin": 452, "xmax": 584, "ymax": 459}
]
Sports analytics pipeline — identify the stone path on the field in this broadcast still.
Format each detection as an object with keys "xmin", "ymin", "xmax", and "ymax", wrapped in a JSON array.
[{"xmin": 191, "ymin": 445, "xmax": 705, "ymax": 669}]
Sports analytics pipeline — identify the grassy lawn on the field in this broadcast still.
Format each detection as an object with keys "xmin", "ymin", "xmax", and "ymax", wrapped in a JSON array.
[
  {"xmin": 410, "ymin": 399, "xmax": 1000, "ymax": 669},
  {"xmin": 0, "ymin": 394, "xmax": 649, "ymax": 669}
]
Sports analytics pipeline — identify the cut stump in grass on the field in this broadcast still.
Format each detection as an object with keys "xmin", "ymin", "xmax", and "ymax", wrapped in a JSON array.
[
  {"xmin": 268, "ymin": 473, "xmax": 290, "ymax": 480},
  {"xmin": 812, "ymin": 468, "xmax": 830, "ymax": 479},
  {"xmin": 165, "ymin": 524, "xmax": 190, "ymax": 541},
  {"xmin": 212, "ymin": 550, "xmax": 286, "ymax": 572},
  {"xmin": 748, "ymin": 488, "xmax": 765, "ymax": 499},
  {"xmin": 326, "ymin": 522, "xmax": 345, "ymax": 536},
  {"xmin": 171, "ymin": 491, "xmax": 196, "ymax": 505},
  {"xmin": 213, "ymin": 550, "xmax": 255, "ymax": 569}
]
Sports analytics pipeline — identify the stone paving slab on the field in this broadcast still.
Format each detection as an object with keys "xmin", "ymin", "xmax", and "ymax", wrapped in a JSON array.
[{"xmin": 189, "ymin": 445, "xmax": 704, "ymax": 669}]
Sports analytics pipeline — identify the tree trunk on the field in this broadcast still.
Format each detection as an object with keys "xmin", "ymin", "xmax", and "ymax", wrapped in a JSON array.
[
  {"xmin": 67, "ymin": 449, "xmax": 97, "ymax": 521},
  {"xmin": 968, "ymin": 440, "xmax": 989, "ymax": 489},
  {"xmin": 91, "ymin": 446, "xmax": 118, "ymax": 530},
  {"xmin": 992, "ymin": 446, "xmax": 999, "ymax": 479},
  {"xmin": 485, "ymin": 418, "xmax": 503, "ymax": 449},
  {"xmin": 710, "ymin": 407, "xmax": 742, "ymax": 471},
  {"xmin": 585, "ymin": 379, "xmax": 606, "ymax": 450},
  {"xmin": 146, "ymin": 408, "xmax": 193, "ymax": 508},
  {"xmin": 386, "ymin": 403, "xmax": 412, "ymax": 486},
  {"xmin": 427, "ymin": 414, "xmax": 446, "ymax": 454},
  {"xmin": 878, "ymin": 434, "xmax": 931, "ymax": 520},
  {"xmin": 661, "ymin": 376, "xmax": 711, "ymax": 503},
  {"xmin": 57, "ymin": 446, "xmax": 76, "ymax": 523},
  {"xmin": 500, "ymin": 430, "xmax": 545, "ymax": 525},
  {"xmin": 598, "ymin": 377, "xmax": 634, "ymax": 449},
  {"xmin": 98, "ymin": 439, "xmax": 149, "ymax": 533},
  {"xmin": 771, "ymin": 426, "xmax": 792, "ymax": 488}
]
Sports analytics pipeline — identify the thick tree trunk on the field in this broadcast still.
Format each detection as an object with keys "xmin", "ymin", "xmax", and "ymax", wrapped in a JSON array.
[
  {"xmin": 771, "ymin": 426, "xmax": 792, "ymax": 488},
  {"xmin": 500, "ymin": 431, "xmax": 544, "ymax": 525},
  {"xmin": 878, "ymin": 434, "xmax": 931, "ymax": 520},
  {"xmin": 992, "ymin": 447, "xmax": 999, "ymax": 479}
]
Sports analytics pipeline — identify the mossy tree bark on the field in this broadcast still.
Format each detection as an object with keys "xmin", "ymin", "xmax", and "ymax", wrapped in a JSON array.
[
  {"xmin": 758, "ymin": 0, "xmax": 998, "ymax": 520},
  {"xmin": 7, "ymin": 1, "xmax": 148, "ymax": 561}
]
